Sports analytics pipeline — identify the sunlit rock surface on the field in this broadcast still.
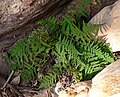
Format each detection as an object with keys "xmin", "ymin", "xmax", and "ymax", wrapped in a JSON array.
[
  {"xmin": 89, "ymin": 59, "xmax": 120, "ymax": 97},
  {"xmin": 89, "ymin": 0, "xmax": 120, "ymax": 52}
]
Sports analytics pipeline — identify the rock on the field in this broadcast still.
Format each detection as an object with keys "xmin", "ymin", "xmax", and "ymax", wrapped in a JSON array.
[
  {"xmin": 0, "ymin": 0, "xmax": 72, "ymax": 52},
  {"xmin": 57, "ymin": 59, "xmax": 120, "ymax": 97},
  {"xmin": 89, "ymin": 59, "xmax": 120, "ymax": 97},
  {"xmin": 89, "ymin": 0, "xmax": 120, "ymax": 52},
  {"xmin": 57, "ymin": 80, "xmax": 92, "ymax": 97}
]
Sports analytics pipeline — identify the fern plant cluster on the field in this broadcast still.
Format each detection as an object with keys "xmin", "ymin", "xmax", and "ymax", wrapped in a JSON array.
[{"xmin": 4, "ymin": 0, "xmax": 115, "ymax": 89}]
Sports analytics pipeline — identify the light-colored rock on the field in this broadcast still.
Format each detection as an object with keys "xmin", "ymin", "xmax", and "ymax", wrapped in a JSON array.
[
  {"xmin": 57, "ymin": 59, "xmax": 120, "ymax": 97},
  {"xmin": 58, "ymin": 80, "xmax": 91, "ymax": 97},
  {"xmin": 89, "ymin": 59, "xmax": 120, "ymax": 97},
  {"xmin": 89, "ymin": 0, "xmax": 120, "ymax": 52}
]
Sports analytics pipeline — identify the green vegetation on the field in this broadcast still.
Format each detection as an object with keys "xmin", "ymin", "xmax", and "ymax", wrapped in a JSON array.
[{"xmin": 4, "ymin": 0, "xmax": 115, "ymax": 89}]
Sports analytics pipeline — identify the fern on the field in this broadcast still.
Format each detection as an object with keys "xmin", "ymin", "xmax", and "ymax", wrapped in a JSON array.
[
  {"xmin": 39, "ymin": 64, "xmax": 60, "ymax": 89},
  {"xmin": 54, "ymin": 21, "xmax": 114, "ymax": 80},
  {"xmin": 78, "ymin": 40, "xmax": 114, "ymax": 79},
  {"xmin": 4, "ymin": 0, "xmax": 115, "ymax": 89},
  {"xmin": 5, "ymin": 33, "xmax": 48, "ymax": 81}
]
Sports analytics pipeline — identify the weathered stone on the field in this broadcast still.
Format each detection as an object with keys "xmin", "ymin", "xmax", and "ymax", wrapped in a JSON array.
[
  {"xmin": 58, "ymin": 80, "xmax": 91, "ymax": 97},
  {"xmin": 0, "ymin": 0, "xmax": 73, "ymax": 51},
  {"xmin": 89, "ymin": 0, "xmax": 120, "ymax": 52},
  {"xmin": 89, "ymin": 59, "xmax": 120, "ymax": 97}
]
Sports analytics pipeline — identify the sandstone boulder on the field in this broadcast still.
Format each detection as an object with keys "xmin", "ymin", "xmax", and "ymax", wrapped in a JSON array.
[
  {"xmin": 89, "ymin": 59, "xmax": 120, "ymax": 97},
  {"xmin": 89, "ymin": 0, "xmax": 120, "ymax": 52}
]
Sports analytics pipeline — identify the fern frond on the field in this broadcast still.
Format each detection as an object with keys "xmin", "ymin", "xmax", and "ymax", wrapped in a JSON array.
[{"xmin": 78, "ymin": 40, "xmax": 114, "ymax": 79}]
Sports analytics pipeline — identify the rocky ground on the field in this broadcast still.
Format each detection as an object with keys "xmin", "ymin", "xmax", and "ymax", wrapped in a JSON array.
[{"xmin": 0, "ymin": 0, "xmax": 119, "ymax": 97}]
